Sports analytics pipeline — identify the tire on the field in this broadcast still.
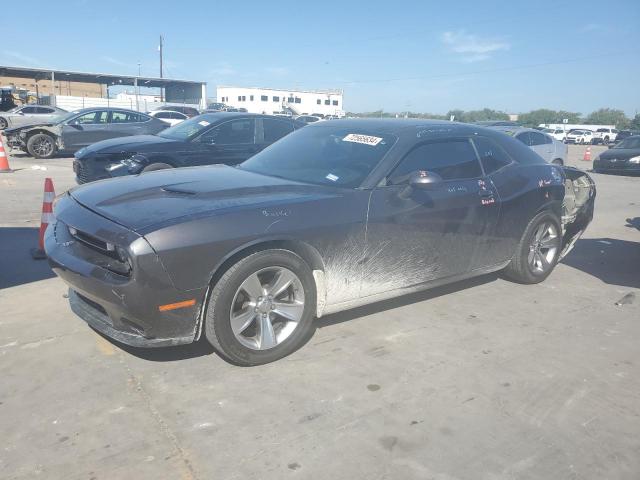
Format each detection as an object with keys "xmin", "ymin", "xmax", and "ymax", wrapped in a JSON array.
[
  {"xmin": 204, "ymin": 249, "xmax": 317, "ymax": 366},
  {"xmin": 603, "ymin": 136, "xmax": 609, "ymax": 145},
  {"xmin": 141, "ymin": 162, "xmax": 173, "ymax": 172},
  {"xmin": 551, "ymin": 158, "xmax": 563, "ymax": 166},
  {"xmin": 26, "ymin": 133, "xmax": 57, "ymax": 159},
  {"xmin": 503, "ymin": 211, "xmax": 562, "ymax": 284},
  {"xmin": 0, "ymin": 117, "xmax": 7, "ymax": 130}
]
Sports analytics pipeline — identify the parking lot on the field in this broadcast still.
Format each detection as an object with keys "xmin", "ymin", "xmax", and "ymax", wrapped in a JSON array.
[{"xmin": 1, "ymin": 144, "xmax": 639, "ymax": 479}]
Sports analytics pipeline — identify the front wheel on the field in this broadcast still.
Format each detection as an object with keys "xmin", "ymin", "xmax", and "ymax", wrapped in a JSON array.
[
  {"xmin": 27, "ymin": 133, "xmax": 57, "ymax": 159},
  {"xmin": 204, "ymin": 249, "xmax": 317, "ymax": 366},
  {"xmin": 0, "ymin": 117, "xmax": 7, "ymax": 130},
  {"xmin": 551, "ymin": 158, "xmax": 563, "ymax": 166},
  {"xmin": 503, "ymin": 211, "xmax": 562, "ymax": 284}
]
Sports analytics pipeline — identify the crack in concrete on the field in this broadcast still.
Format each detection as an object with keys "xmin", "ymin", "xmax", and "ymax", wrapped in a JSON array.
[{"xmin": 117, "ymin": 355, "xmax": 200, "ymax": 480}]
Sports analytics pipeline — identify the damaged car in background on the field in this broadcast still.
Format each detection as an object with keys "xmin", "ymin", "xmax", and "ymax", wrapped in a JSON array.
[
  {"xmin": 72, "ymin": 113, "xmax": 304, "ymax": 184},
  {"xmin": 46, "ymin": 120, "xmax": 596, "ymax": 366},
  {"xmin": 3, "ymin": 107, "xmax": 169, "ymax": 159}
]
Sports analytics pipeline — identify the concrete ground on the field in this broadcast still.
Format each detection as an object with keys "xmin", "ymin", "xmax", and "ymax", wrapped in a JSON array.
[{"xmin": 1, "ymin": 144, "xmax": 638, "ymax": 480}]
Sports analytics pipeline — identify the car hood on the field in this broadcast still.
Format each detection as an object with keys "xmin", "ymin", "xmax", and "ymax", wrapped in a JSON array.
[
  {"xmin": 69, "ymin": 164, "xmax": 340, "ymax": 232},
  {"xmin": 599, "ymin": 148, "xmax": 640, "ymax": 160},
  {"xmin": 4, "ymin": 123, "xmax": 57, "ymax": 134},
  {"xmin": 78, "ymin": 135, "xmax": 181, "ymax": 156}
]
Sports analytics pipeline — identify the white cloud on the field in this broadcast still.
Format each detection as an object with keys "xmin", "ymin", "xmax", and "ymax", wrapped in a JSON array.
[
  {"xmin": 265, "ymin": 66, "xmax": 289, "ymax": 76},
  {"xmin": 101, "ymin": 56, "xmax": 131, "ymax": 68},
  {"xmin": 581, "ymin": 23, "xmax": 605, "ymax": 33},
  {"xmin": 210, "ymin": 62, "xmax": 237, "ymax": 76},
  {"xmin": 2, "ymin": 50, "xmax": 41, "ymax": 66},
  {"xmin": 441, "ymin": 30, "xmax": 509, "ymax": 62}
]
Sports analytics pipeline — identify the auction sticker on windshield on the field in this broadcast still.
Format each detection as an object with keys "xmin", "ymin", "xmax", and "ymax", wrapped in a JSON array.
[
  {"xmin": 343, "ymin": 133, "xmax": 383, "ymax": 146},
  {"xmin": 198, "ymin": 120, "xmax": 210, "ymax": 127}
]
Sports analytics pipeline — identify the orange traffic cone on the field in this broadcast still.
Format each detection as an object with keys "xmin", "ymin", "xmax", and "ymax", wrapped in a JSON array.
[
  {"xmin": 583, "ymin": 146, "xmax": 592, "ymax": 162},
  {"xmin": 0, "ymin": 135, "xmax": 12, "ymax": 173},
  {"xmin": 31, "ymin": 178, "xmax": 56, "ymax": 260}
]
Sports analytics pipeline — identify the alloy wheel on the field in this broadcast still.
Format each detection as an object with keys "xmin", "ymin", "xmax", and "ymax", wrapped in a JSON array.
[
  {"xmin": 528, "ymin": 222, "xmax": 559, "ymax": 274},
  {"xmin": 229, "ymin": 267, "xmax": 305, "ymax": 350},
  {"xmin": 33, "ymin": 137, "xmax": 53, "ymax": 157}
]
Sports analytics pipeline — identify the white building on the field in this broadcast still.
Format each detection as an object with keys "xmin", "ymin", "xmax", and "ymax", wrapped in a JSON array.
[{"xmin": 217, "ymin": 86, "xmax": 344, "ymax": 117}]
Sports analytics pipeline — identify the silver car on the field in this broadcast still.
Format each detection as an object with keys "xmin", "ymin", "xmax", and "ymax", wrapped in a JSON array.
[
  {"xmin": 0, "ymin": 105, "xmax": 67, "ymax": 130},
  {"xmin": 490, "ymin": 126, "xmax": 568, "ymax": 165}
]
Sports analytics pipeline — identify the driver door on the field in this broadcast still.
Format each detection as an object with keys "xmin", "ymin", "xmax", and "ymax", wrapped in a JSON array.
[
  {"xmin": 363, "ymin": 139, "xmax": 499, "ymax": 296},
  {"xmin": 191, "ymin": 118, "xmax": 259, "ymax": 166},
  {"xmin": 61, "ymin": 110, "xmax": 111, "ymax": 150}
]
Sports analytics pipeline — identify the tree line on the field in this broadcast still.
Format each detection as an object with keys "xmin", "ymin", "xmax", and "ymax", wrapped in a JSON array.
[{"xmin": 347, "ymin": 108, "xmax": 640, "ymax": 130}]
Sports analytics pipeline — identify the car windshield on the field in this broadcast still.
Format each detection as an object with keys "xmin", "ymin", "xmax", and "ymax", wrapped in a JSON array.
[
  {"xmin": 542, "ymin": 128, "xmax": 554, "ymax": 133},
  {"xmin": 613, "ymin": 137, "xmax": 640, "ymax": 149},
  {"xmin": 53, "ymin": 110, "xmax": 80, "ymax": 124},
  {"xmin": 239, "ymin": 126, "xmax": 396, "ymax": 188},
  {"xmin": 158, "ymin": 116, "xmax": 212, "ymax": 141},
  {"xmin": 597, "ymin": 128, "xmax": 608, "ymax": 132}
]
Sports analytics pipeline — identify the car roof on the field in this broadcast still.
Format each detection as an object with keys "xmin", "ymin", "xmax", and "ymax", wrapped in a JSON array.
[
  {"xmin": 197, "ymin": 112, "xmax": 300, "ymax": 122},
  {"xmin": 474, "ymin": 125, "xmax": 546, "ymax": 136},
  {"xmin": 71, "ymin": 107, "xmax": 147, "ymax": 114},
  {"xmin": 305, "ymin": 118, "xmax": 473, "ymax": 135}
]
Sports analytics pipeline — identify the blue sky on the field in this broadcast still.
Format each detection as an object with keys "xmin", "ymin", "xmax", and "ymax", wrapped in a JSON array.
[{"xmin": 2, "ymin": 0, "xmax": 639, "ymax": 115}]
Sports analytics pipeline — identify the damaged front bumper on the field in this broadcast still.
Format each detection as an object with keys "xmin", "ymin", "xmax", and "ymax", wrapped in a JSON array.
[
  {"xmin": 45, "ymin": 194, "xmax": 205, "ymax": 348},
  {"xmin": 559, "ymin": 167, "xmax": 596, "ymax": 259},
  {"xmin": 4, "ymin": 132, "xmax": 26, "ymax": 151}
]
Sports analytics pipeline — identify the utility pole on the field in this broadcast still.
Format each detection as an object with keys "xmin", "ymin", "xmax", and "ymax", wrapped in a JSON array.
[{"xmin": 159, "ymin": 35, "xmax": 164, "ymax": 102}]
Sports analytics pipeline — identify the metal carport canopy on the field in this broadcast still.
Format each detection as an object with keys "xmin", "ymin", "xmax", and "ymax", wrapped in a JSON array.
[{"xmin": 0, "ymin": 65, "xmax": 204, "ymax": 89}]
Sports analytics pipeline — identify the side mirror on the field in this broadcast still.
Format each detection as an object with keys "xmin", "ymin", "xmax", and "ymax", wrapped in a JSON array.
[{"xmin": 409, "ymin": 170, "xmax": 443, "ymax": 190}]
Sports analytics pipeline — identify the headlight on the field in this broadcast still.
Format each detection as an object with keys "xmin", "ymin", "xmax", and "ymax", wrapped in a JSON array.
[
  {"xmin": 121, "ymin": 157, "xmax": 142, "ymax": 168},
  {"xmin": 629, "ymin": 156, "xmax": 640, "ymax": 164},
  {"xmin": 105, "ymin": 162, "xmax": 127, "ymax": 172},
  {"xmin": 105, "ymin": 154, "xmax": 146, "ymax": 172}
]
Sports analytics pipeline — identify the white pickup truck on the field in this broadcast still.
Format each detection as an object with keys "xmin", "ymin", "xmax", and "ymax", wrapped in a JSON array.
[{"xmin": 592, "ymin": 127, "xmax": 619, "ymax": 145}]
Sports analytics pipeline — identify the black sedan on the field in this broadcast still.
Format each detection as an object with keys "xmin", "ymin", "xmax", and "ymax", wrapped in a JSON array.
[
  {"xmin": 73, "ymin": 113, "xmax": 303, "ymax": 184},
  {"xmin": 4, "ymin": 108, "xmax": 169, "ymax": 159},
  {"xmin": 46, "ymin": 120, "xmax": 596, "ymax": 365},
  {"xmin": 593, "ymin": 136, "xmax": 640, "ymax": 174}
]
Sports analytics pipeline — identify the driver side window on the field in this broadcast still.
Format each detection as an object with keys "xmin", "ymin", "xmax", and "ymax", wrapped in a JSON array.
[
  {"xmin": 200, "ymin": 119, "xmax": 255, "ymax": 144},
  {"xmin": 72, "ymin": 111, "xmax": 108, "ymax": 125},
  {"xmin": 390, "ymin": 139, "xmax": 482, "ymax": 182}
]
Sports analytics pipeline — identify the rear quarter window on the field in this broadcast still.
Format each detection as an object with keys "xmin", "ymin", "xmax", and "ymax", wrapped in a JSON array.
[
  {"xmin": 488, "ymin": 132, "xmax": 545, "ymax": 166},
  {"xmin": 472, "ymin": 137, "xmax": 513, "ymax": 174}
]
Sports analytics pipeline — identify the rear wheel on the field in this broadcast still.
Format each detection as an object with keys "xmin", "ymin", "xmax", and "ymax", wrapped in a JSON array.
[
  {"xmin": 503, "ymin": 211, "xmax": 562, "ymax": 284},
  {"xmin": 551, "ymin": 158, "xmax": 563, "ymax": 165},
  {"xmin": 27, "ymin": 133, "xmax": 57, "ymax": 159},
  {"xmin": 603, "ymin": 136, "xmax": 609, "ymax": 145},
  {"xmin": 204, "ymin": 249, "xmax": 316, "ymax": 366},
  {"xmin": 0, "ymin": 117, "xmax": 7, "ymax": 129}
]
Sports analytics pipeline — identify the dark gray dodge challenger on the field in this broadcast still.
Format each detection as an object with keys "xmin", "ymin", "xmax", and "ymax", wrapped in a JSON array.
[{"xmin": 46, "ymin": 120, "xmax": 596, "ymax": 365}]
